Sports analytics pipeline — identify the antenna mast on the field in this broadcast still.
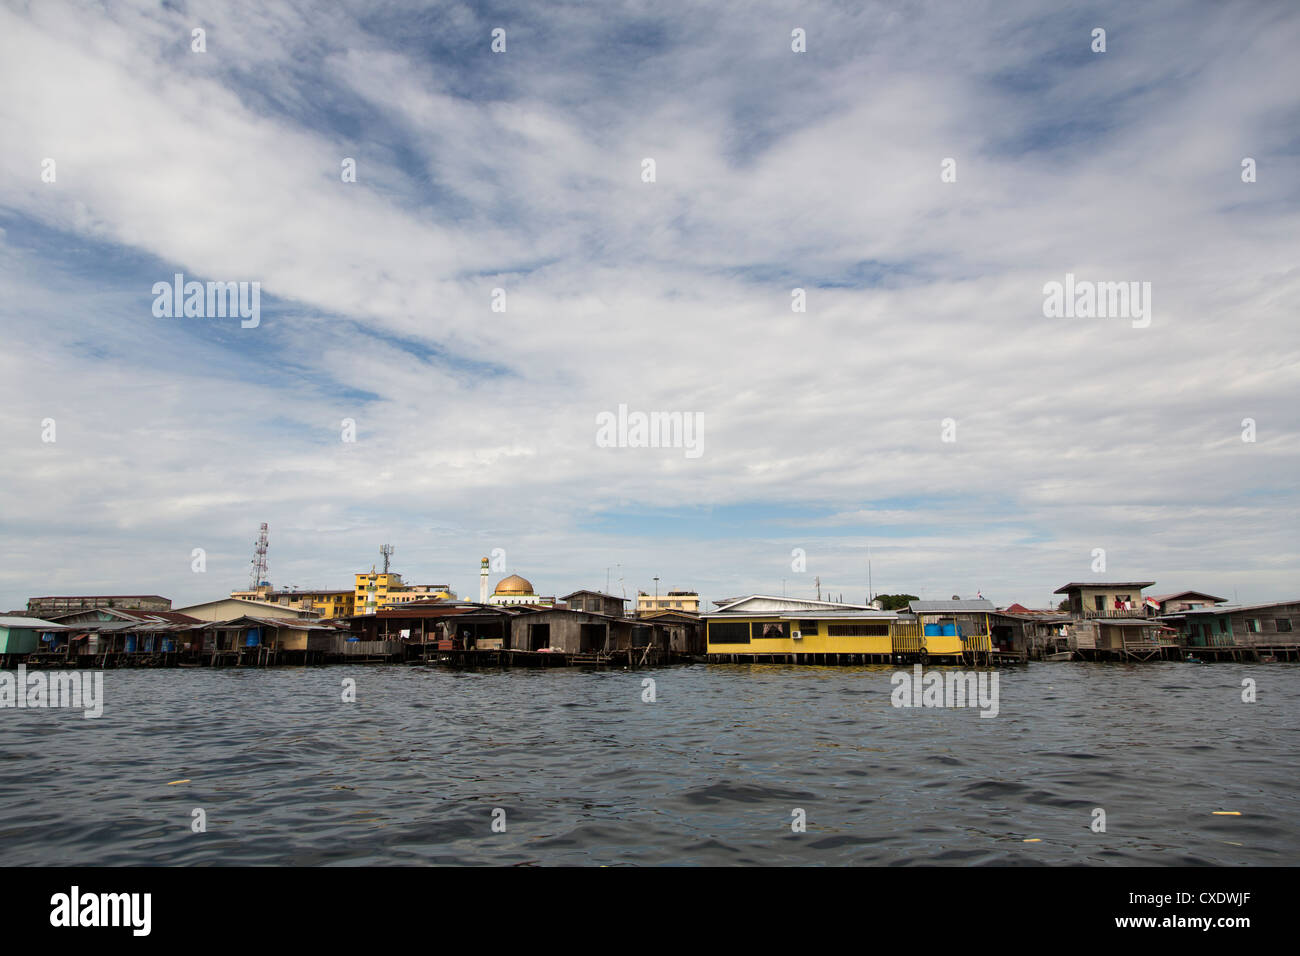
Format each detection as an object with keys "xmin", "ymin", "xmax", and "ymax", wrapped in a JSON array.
[
  {"xmin": 380, "ymin": 544, "xmax": 394, "ymax": 574},
  {"xmin": 249, "ymin": 522, "xmax": 269, "ymax": 589}
]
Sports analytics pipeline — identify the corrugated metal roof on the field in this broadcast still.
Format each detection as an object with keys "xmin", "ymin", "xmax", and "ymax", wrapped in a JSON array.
[
  {"xmin": 218, "ymin": 615, "xmax": 336, "ymax": 630},
  {"xmin": 1089, "ymin": 619, "xmax": 1163, "ymax": 628},
  {"xmin": 1173, "ymin": 600, "xmax": 1300, "ymax": 615},
  {"xmin": 1149, "ymin": 591, "xmax": 1227, "ymax": 604},
  {"xmin": 1053, "ymin": 582, "xmax": 1155, "ymax": 593},
  {"xmin": 0, "ymin": 616, "xmax": 66, "ymax": 628},
  {"xmin": 908, "ymin": 599, "xmax": 996, "ymax": 612},
  {"xmin": 996, "ymin": 612, "xmax": 1072, "ymax": 621},
  {"xmin": 780, "ymin": 609, "xmax": 897, "ymax": 620},
  {"xmin": 712, "ymin": 595, "xmax": 876, "ymax": 613},
  {"xmin": 560, "ymin": 590, "xmax": 627, "ymax": 601}
]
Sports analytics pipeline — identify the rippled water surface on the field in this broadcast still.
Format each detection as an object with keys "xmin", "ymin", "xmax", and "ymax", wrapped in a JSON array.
[{"xmin": 1, "ymin": 662, "xmax": 1296, "ymax": 865}]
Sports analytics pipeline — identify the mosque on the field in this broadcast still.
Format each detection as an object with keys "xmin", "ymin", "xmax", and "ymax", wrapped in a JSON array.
[{"xmin": 478, "ymin": 558, "xmax": 554, "ymax": 607}]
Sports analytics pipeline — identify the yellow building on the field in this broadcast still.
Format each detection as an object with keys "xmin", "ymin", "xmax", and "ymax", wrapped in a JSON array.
[
  {"xmin": 383, "ymin": 584, "xmax": 456, "ymax": 606},
  {"xmin": 354, "ymin": 572, "xmax": 455, "ymax": 614},
  {"xmin": 303, "ymin": 590, "xmax": 356, "ymax": 619},
  {"xmin": 705, "ymin": 595, "xmax": 973, "ymax": 663},
  {"xmin": 229, "ymin": 587, "xmax": 356, "ymax": 620},
  {"xmin": 636, "ymin": 589, "xmax": 699, "ymax": 615}
]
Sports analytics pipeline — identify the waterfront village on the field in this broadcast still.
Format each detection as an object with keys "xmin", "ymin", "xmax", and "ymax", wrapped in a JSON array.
[{"xmin": 2, "ymin": 538, "xmax": 1298, "ymax": 670}]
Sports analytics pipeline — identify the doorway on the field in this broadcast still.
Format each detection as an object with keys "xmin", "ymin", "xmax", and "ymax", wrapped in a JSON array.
[{"xmin": 530, "ymin": 623, "xmax": 550, "ymax": 650}]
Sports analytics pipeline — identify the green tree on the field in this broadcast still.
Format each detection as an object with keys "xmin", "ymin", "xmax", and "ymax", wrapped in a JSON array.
[{"xmin": 873, "ymin": 593, "xmax": 919, "ymax": 611}]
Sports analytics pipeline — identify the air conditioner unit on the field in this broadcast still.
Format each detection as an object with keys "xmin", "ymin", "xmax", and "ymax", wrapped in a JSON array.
[{"xmin": 792, "ymin": 630, "xmax": 803, "ymax": 640}]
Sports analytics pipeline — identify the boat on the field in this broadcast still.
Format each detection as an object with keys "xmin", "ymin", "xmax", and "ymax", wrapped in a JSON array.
[{"xmin": 1044, "ymin": 650, "xmax": 1074, "ymax": 661}]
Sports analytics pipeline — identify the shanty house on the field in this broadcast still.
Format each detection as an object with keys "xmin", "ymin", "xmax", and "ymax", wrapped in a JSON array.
[
  {"xmin": 510, "ymin": 607, "xmax": 640, "ymax": 653},
  {"xmin": 907, "ymin": 599, "xmax": 996, "ymax": 656},
  {"xmin": 0, "ymin": 616, "xmax": 66, "ymax": 660},
  {"xmin": 1054, "ymin": 581, "xmax": 1155, "ymax": 618}
]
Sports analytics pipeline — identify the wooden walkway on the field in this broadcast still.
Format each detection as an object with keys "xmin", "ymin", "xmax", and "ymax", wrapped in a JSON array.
[{"xmin": 423, "ymin": 646, "xmax": 670, "ymax": 669}]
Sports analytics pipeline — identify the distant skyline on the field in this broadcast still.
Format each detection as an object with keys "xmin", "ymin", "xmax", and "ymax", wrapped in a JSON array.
[{"xmin": 1, "ymin": 1, "xmax": 1297, "ymax": 613}]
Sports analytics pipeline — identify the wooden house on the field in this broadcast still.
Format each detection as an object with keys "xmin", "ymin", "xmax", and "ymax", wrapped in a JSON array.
[
  {"xmin": 1161, "ymin": 600, "xmax": 1300, "ymax": 660},
  {"xmin": 907, "ymin": 599, "xmax": 996, "ymax": 657},
  {"xmin": 560, "ymin": 590, "xmax": 628, "ymax": 617},
  {"xmin": 509, "ymin": 607, "xmax": 640, "ymax": 654},
  {"xmin": 1061, "ymin": 618, "xmax": 1180, "ymax": 661},
  {"xmin": 636, "ymin": 609, "xmax": 705, "ymax": 655},
  {"xmin": 704, "ymin": 595, "xmax": 937, "ymax": 663},
  {"xmin": 0, "ymin": 616, "xmax": 66, "ymax": 664},
  {"xmin": 1144, "ymin": 591, "xmax": 1227, "ymax": 614},
  {"xmin": 987, "ymin": 607, "xmax": 1072, "ymax": 659},
  {"xmin": 1053, "ymin": 581, "xmax": 1155, "ymax": 618}
]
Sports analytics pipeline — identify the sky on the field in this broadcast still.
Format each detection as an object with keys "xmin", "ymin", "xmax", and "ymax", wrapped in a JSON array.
[{"xmin": 0, "ymin": 0, "xmax": 1297, "ymax": 614}]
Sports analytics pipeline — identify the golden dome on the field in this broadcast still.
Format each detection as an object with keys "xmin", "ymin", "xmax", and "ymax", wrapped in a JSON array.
[{"xmin": 494, "ymin": 574, "xmax": 534, "ymax": 596}]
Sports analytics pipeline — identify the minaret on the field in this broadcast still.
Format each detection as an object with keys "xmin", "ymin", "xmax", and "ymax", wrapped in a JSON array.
[{"xmin": 479, "ymin": 557, "xmax": 490, "ymax": 604}]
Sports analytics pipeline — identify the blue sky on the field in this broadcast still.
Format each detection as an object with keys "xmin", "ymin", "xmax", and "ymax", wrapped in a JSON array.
[{"xmin": 0, "ymin": 0, "xmax": 1297, "ymax": 613}]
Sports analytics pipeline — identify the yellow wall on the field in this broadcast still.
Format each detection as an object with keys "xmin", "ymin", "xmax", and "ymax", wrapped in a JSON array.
[
  {"xmin": 707, "ymin": 618, "xmax": 887, "ymax": 655},
  {"xmin": 706, "ymin": 617, "xmax": 970, "ymax": 656},
  {"xmin": 637, "ymin": 593, "xmax": 701, "ymax": 613},
  {"xmin": 229, "ymin": 589, "xmax": 354, "ymax": 619},
  {"xmin": 354, "ymin": 574, "xmax": 453, "ymax": 612},
  {"xmin": 309, "ymin": 593, "xmax": 356, "ymax": 619},
  {"xmin": 274, "ymin": 628, "xmax": 310, "ymax": 651},
  {"xmin": 355, "ymin": 572, "xmax": 401, "ymax": 610}
]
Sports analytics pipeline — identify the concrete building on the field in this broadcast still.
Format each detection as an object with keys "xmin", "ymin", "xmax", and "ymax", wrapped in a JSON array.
[
  {"xmin": 354, "ymin": 572, "xmax": 455, "ymax": 614},
  {"xmin": 381, "ymin": 584, "xmax": 455, "ymax": 606},
  {"xmin": 231, "ymin": 586, "xmax": 357, "ymax": 619},
  {"xmin": 636, "ymin": 589, "xmax": 699, "ymax": 615},
  {"xmin": 173, "ymin": 597, "xmax": 319, "ymax": 622},
  {"xmin": 26, "ymin": 595, "xmax": 171, "ymax": 616}
]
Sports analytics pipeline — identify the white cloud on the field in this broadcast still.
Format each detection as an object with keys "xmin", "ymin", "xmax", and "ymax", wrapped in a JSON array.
[{"xmin": 0, "ymin": 0, "xmax": 1296, "ymax": 611}]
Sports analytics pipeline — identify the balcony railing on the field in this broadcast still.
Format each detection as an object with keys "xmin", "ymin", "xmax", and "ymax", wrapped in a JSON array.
[
  {"xmin": 1081, "ymin": 608, "xmax": 1149, "ymax": 619},
  {"xmin": 1122, "ymin": 635, "xmax": 1180, "ymax": 648}
]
